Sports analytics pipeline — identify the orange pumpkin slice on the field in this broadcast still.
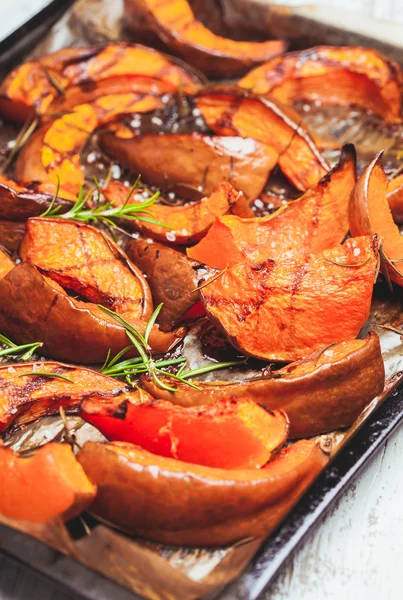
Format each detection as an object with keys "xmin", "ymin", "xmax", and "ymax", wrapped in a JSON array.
[
  {"xmin": 387, "ymin": 173, "xmax": 403, "ymax": 224},
  {"xmin": 0, "ymin": 42, "xmax": 202, "ymax": 122},
  {"xmin": 104, "ymin": 181, "xmax": 243, "ymax": 244},
  {"xmin": 350, "ymin": 152, "xmax": 403, "ymax": 287},
  {"xmin": 141, "ymin": 333, "xmax": 384, "ymax": 438},
  {"xmin": 15, "ymin": 93, "xmax": 165, "ymax": 199},
  {"xmin": 201, "ymin": 236, "xmax": 378, "ymax": 362},
  {"xmin": 81, "ymin": 396, "xmax": 289, "ymax": 470},
  {"xmin": 15, "ymin": 218, "xmax": 182, "ymax": 358},
  {"xmin": 239, "ymin": 46, "xmax": 403, "ymax": 123},
  {"xmin": 0, "ymin": 361, "xmax": 132, "ymax": 433},
  {"xmin": 194, "ymin": 87, "xmax": 329, "ymax": 191},
  {"xmin": 0, "ymin": 262, "xmax": 181, "ymax": 363},
  {"xmin": 124, "ymin": 0, "xmax": 286, "ymax": 77},
  {"xmin": 0, "ymin": 443, "xmax": 96, "ymax": 523},
  {"xmin": 0, "ymin": 247, "xmax": 14, "ymax": 279},
  {"xmin": 188, "ymin": 143, "xmax": 356, "ymax": 269}
]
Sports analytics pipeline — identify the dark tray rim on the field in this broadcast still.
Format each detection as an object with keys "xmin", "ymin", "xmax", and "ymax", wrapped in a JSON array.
[{"xmin": 1, "ymin": 3, "xmax": 403, "ymax": 600}]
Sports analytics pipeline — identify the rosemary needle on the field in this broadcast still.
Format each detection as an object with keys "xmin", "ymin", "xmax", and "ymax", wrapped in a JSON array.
[
  {"xmin": 98, "ymin": 304, "xmax": 245, "ymax": 392},
  {"xmin": 19, "ymin": 372, "xmax": 75, "ymax": 383}
]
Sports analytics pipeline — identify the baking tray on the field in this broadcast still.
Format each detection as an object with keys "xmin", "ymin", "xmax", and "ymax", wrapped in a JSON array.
[{"xmin": 1, "ymin": 2, "xmax": 403, "ymax": 599}]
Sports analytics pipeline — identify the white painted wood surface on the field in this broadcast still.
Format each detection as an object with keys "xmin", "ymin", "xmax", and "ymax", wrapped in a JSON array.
[{"xmin": 1, "ymin": 1, "xmax": 403, "ymax": 599}]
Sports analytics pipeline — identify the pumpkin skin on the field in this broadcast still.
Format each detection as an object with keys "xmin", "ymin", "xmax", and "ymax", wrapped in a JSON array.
[
  {"xmin": 141, "ymin": 333, "xmax": 385, "ymax": 438},
  {"xmin": 78, "ymin": 439, "xmax": 327, "ymax": 546}
]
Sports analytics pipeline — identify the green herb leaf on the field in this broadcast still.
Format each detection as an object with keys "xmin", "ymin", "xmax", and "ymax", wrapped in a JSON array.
[
  {"xmin": 19, "ymin": 372, "xmax": 75, "ymax": 383},
  {"xmin": 180, "ymin": 360, "xmax": 245, "ymax": 379}
]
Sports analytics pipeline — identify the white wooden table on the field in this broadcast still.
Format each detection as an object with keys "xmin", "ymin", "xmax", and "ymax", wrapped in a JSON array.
[{"xmin": 1, "ymin": 1, "xmax": 403, "ymax": 599}]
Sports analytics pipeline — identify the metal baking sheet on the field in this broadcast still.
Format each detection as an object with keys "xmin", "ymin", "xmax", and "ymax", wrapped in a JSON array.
[{"xmin": 1, "ymin": 2, "xmax": 403, "ymax": 599}]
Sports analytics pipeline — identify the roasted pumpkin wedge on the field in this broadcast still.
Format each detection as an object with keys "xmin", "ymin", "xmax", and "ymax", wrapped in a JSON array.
[
  {"xmin": 19, "ymin": 217, "xmax": 182, "ymax": 349},
  {"xmin": 20, "ymin": 218, "xmax": 152, "ymax": 325},
  {"xmin": 0, "ymin": 361, "xmax": 133, "ymax": 433},
  {"xmin": 0, "ymin": 175, "xmax": 72, "ymax": 221},
  {"xmin": 0, "ymin": 443, "xmax": 96, "ymax": 523},
  {"xmin": 81, "ymin": 396, "xmax": 289, "ymax": 469},
  {"xmin": 194, "ymin": 87, "xmax": 329, "ymax": 191},
  {"xmin": 0, "ymin": 220, "xmax": 26, "ymax": 252},
  {"xmin": 141, "ymin": 333, "xmax": 384, "ymax": 438},
  {"xmin": 0, "ymin": 263, "xmax": 181, "ymax": 363},
  {"xmin": 104, "ymin": 181, "xmax": 243, "ymax": 244},
  {"xmin": 188, "ymin": 143, "xmax": 356, "ymax": 269},
  {"xmin": 350, "ymin": 153, "xmax": 403, "ymax": 287},
  {"xmin": 201, "ymin": 236, "xmax": 378, "ymax": 362},
  {"xmin": 15, "ymin": 94, "xmax": 165, "ymax": 199},
  {"xmin": 126, "ymin": 239, "xmax": 210, "ymax": 331},
  {"xmin": 387, "ymin": 173, "xmax": 403, "ymax": 224},
  {"xmin": 0, "ymin": 247, "xmax": 14, "ymax": 279},
  {"xmin": 124, "ymin": 0, "xmax": 286, "ymax": 77},
  {"xmin": 100, "ymin": 132, "xmax": 277, "ymax": 202},
  {"xmin": 0, "ymin": 42, "xmax": 202, "ymax": 122},
  {"xmin": 239, "ymin": 46, "xmax": 403, "ymax": 123},
  {"xmin": 78, "ymin": 439, "xmax": 327, "ymax": 546}
]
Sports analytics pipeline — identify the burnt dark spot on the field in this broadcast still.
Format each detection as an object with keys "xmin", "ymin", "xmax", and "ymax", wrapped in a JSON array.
[
  {"xmin": 257, "ymin": 402, "xmax": 275, "ymax": 415},
  {"xmin": 112, "ymin": 400, "xmax": 128, "ymax": 420},
  {"xmin": 79, "ymin": 81, "xmax": 97, "ymax": 93}
]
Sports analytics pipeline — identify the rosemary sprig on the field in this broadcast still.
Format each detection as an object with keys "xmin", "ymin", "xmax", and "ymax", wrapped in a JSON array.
[
  {"xmin": 18, "ymin": 372, "xmax": 75, "ymax": 383},
  {"xmin": 99, "ymin": 303, "xmax": 179, "ymax": 392},
  {"xmin": 193, "ymin": 265, "xmax": 229, "ymax": 292},
  {"xmin": 41, "ymin": 176, "xmax": 62, "ymax": 218},
  {"xmin": 98, "ymin": 303, "xmax": 244, "ymax": 392},
  {"xmin": 314, "ymin": 342, "xmax": 338, "ymax": 366},
  {"xmin": 40, "ymin": 178, "xmax": 173, "ymax": 230},
  {"xmin": 377, "ymin": 324, "xmax": 403, "ymax": 336},
  {"xmin": 42, "ymin": 67, "xmax": 65, "ymax": 96},
  {"xmin": 324, "ymin": 257, "xmax": 371, "ymax": 268},
  {"xmin": 0, "ymin": 333, "xmax": 43, "ymax": 361},
  {"xmin": 180, "ymin": 360, "xmax": 245, "ymax": 379},
  {"xmin": 1, "ymin": 116, "xmax": 39, "ymax": 174}
]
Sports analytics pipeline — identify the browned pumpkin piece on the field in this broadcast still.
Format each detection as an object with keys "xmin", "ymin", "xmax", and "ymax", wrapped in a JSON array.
[
  {"xmin": 99, "ymin": 132, "xmax": 277, "ymax": 202},
  {"xmin": 81, "ymin": 395, "xmax": 289, "ymax": 470},
  {"xmin": 141, "ymin": 333, "xmax": 384, "ymax": 438},
  {"xmin": 78, "ymin": 439, "xmax": 327, "ymax": 546},
  {"xmin": 194, "ymin": 87, "xmax": 329, "ymax": 192},
  {"xmin": 201, "ymin": 236, "xmax": 378, "ymax": 362},
  {"xmin": 188, "ymin": 143, "xmax": 356, "ymax": 269},
  {"xmin": 387, "ymin": 173, "xmax": 403, "ymax": 224},
  {"xmin": 124, "ymin": 0, "xmax": 286, "ymax": 77},
  {"xmin": 0, "ymin": 220, "xmax": 26, "ymax": 252},
  {"xmin": 239, "ymin": 46, "xmax": 403, "ymax": 123},
  {"xmin": 0, "ymin": 361, "xmax": 133, "ymax": 433},
  {"xmin": 0, "ymin": 43, "xmax": 202, "ymax": 122},
  {"xmin": 0, "ymin": 443, "xmax": 96, "ymax": 523},
  {"xmin": 20, "ymin": 218, "xmax": 184, "ymax": 348},
  {"xmin": 350, "ymin": 153, "xmax": 403, "ymax": 287},
  {"xmin": 15, "ymin": 93, "xmax": 166, "ymax": 200},
  {"xmin": 0, "ymin": 247, "xmax": 14, "ymax": 279},
  {"xmin": 103, "ymin": 181, "xmax": 244, "ymax": 244},
  {"xmin": 0, "ymin": 174, "xmax": 72, "ymax": 221},
  {"xmin": 0, "ymin": 219, "xmax": 182, "ymax": 361},
  {"xmin": 126, "ymin": 239, "xmax": 211, "ymax": 331},
  {"xmin": 0, "ymin": 263, "xmax": 182, "ymax": 363},
  {"xmin": 20, "ymin": 218, "xmax": 152, "ymax": 326}
]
